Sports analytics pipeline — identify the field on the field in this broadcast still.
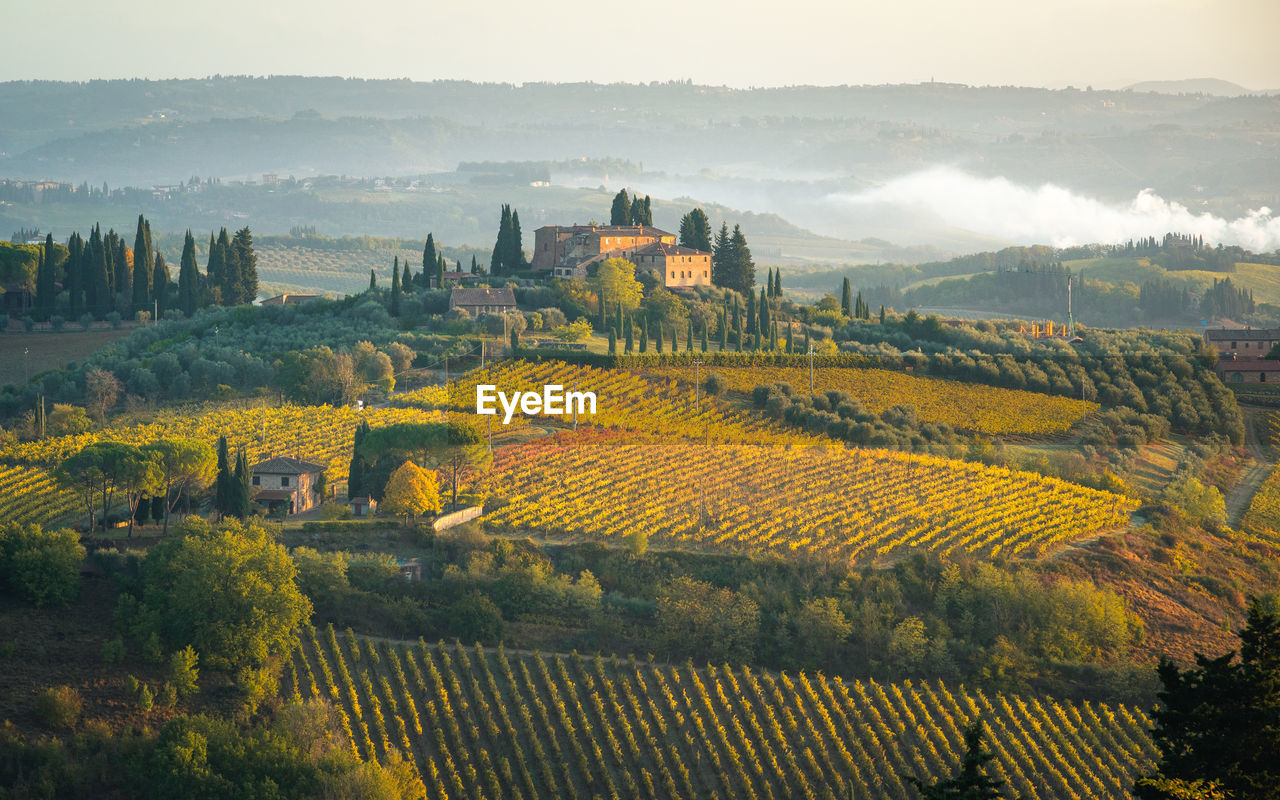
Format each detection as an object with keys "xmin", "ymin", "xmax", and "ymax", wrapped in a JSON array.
[
  {"xmin": 289, "ymin": 630, "xmax": 1158, "ymax": 800},
  {"xmin": 640, "ymin": 365, "xmax": 1093, "ymax": 436},
  {"xmin": 0, "ymin": 403, "xmax": 447, "ymax": 526},
  {"xmin": 396, "ymin": 360, "xmax": 811, "ymax": 445},
  {"xmin": 1239, "ymin": 412, "xmax": 1280, "ymax": 542},
  {"xmin": 484, "ymin": 430, "xmax": 1134, "ymax": 563},
  {"xmin": 256, "ymin": 243, "xmax": 426, "ymax": 296},
  {"xmin": 0, "ymin": 328, "xmax": 133, "ymax": 384},
  {"xmin": 1061, "ymin": 257, "xmax": 1280, "ymax": 307}
]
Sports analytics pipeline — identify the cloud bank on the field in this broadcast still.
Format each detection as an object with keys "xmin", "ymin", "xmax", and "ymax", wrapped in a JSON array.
[{"xmin": 829, "ymin": 167, "xmax": 1280, "ymax": 252}]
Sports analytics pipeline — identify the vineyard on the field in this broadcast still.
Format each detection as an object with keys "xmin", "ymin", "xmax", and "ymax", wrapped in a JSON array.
[
  {"xmin": 1240, "ymin": 411, "xmax": 1280, "ymax": 542},
  {"xmin": 395, "ymin": 361, "xmax": 813, "ymax": 445},
  {"xmin": 0, "ymin": 403, "xmax": 447, "ymax": 527},
  {"xmin": 639, "ymin": 366, "xmax": 1094, "ymax": 437},
  {"xmin": 288, "ymin": 630, "xmax": 1158, "ymax": 800},
  {"xmin": 483, "ymin": 430, "xmax": 1135, "ymax": 562}
]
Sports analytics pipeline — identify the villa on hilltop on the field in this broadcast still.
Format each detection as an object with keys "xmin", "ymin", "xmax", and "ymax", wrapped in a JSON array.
[{"xmin": 532, "ymin": 224, "xmax": 712, "ymax": 289}]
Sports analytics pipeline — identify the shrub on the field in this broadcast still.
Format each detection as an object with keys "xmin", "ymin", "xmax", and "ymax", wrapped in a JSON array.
[
  {"xmin": 169, "ymin": 645, "xmax": 200, "ymax": 698},
  {"xmin": 137, "ymin": 682, "xmax": 154, "ymax": 711},
  {"xmin": 35, "ymin": 686, "xmax": 82, "ymax": 730},
  {"xmin": 106, "ymin": 311, "xmax": 122, "ymax": 329},
  {"xmin": 21, "ymin": 316, "xmax": 35, "ymax": 332},
  {"xmin": 49, "ymin": 315, "xmax": 65, "ymax": 331},
  {"xmin": 78, "ymin": 313, "xmax": 93, "ymax": 330},
  {"xmin": 101, "ymin": 636, "xmax": 126, "ymax": 663}
]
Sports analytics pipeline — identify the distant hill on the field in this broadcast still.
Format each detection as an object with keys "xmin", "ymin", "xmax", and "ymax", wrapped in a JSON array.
[{"xmin": 1124, "ymin": 78, "xmax": 1253, "ymax": 96}]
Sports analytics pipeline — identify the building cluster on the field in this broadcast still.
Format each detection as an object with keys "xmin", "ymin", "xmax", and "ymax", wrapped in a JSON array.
[
  {"xmin": 531, "ymin": 224, "xmax": 712, "ymax": 288},
  {"xmin": 1204, "ymin": 327, "xmax": 1280, "ymax": 383}
]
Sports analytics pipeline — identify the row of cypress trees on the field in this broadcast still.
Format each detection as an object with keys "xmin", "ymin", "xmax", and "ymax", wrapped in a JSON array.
[{"xmin": 31, "ymin": 215, "xmax": 259, "ymax": 321}]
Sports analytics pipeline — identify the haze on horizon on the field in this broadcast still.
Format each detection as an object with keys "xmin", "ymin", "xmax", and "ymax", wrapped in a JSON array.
[{"xmin": 3, "ymin": 0, "xmax": 1278, "ymax": 91}]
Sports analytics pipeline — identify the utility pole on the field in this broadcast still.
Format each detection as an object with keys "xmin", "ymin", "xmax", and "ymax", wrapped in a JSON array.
[{"xmin": 23, "ymin": 347, "xmax": 29, "ymax": 383}]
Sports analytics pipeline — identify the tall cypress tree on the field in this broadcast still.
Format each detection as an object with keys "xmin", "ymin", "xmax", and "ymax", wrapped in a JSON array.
[
  {"xmin": 630, "ymin": 195, "xmax": 653, "ymax": 226},
  {"xmin": 760, "ymin": 289, "xmax": 771, "ymax": 341},
  {"xmin": 639, "ymin": 317, "xmax": 648, "ymax": 353},
  {"xmin": 231, "ymin": 449, "xmax": 252, "ymax": 519},
  {"xmin": 369, "ymin": 269, "xmax": 377, "ymax": 292},
  {"xmin": 436, "ymin": 252, "xmax": 445, "ymax": 290},
  {"xmin": 111, "ymin": 231, "xmax": 131, "ymax": 310},
  {"xmin": 423, "ymin": 234, "xmax": 437, "ymax": 287},
  {"xmin": 390, "ymin": 256, "xmax": 402, "ymax": 317},
  {"xmin": 216, "ymin": 228, "xmax": 242, "ymax": 305},
  {"xmin": 87, "ymin": 225, "xmax": 110, "ymax": 319},
  {"xmin": 206, "ymin": 231, "xmax": 225, "ymax": 305},
  {"xmin": 719, "ymin": 312, "xmax": 728, "ymax": 351},
  {"xmin": 687, "ymin": 324, "xmax": 694, "ymax": 352},
  {"xmin": 66, "ymin": 232, "xmax": 83, "ymax": 319},
  {"xmin": 624, "ymin": 315, "xmax": 634, "ymax": 354},
  {"xmin": 178, "ymin": 231, "xmax": 201, "ymax": 318},
  {"xmin": 152, "ymin": 253, "xmax": 170, "ymax": 319},
  {"xmin": 774, "ymin": 269, "xmax": 782, "ymax": 298},
  {"xmin": 232, "ymin": 227, "xmax": 258, "ymax": 303},
  {"xmin": 131, "ymin": 214, "xmax": 153, "ymax": 313},
  {"xmin": 508, "ymin": 209, "xmax": 526, "ymax": 270},
  {"xmin": 470, "ymin": 254, "xmax": 479, "ymax": 275},
  {"xmin": 491, "ymin": 205, "xmax": 511, "ymax": 275},
  {"xmin": 610, "ymin": 189, "xmax": 631, "ymax": 226},
  {"xmin": 701, "ymin": 322, "xmax": 708, "ymax": 352},
  {"xmin": 35, "ymin": 235, "xmax": 56, "ymax": 320},
  {"xmin": 348, "ymin": 420, "xmax": 371, "ymax": 498},
  {"xmin": 841, "ymin": 277, "xmax": 853, "ymax": 317},
  {"xmin": 214, "ymin": 435, "xmax": 232, "ymax": 520},
  {"xmin": 403, "ymin": 258, "xmax": 412, "ymax": 290}
]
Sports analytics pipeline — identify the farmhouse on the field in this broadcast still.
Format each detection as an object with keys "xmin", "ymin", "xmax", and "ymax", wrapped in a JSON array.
[
  {"xmin": 251, "ymin": 455, "xmax": 326, "ymax": 515},
  {"xmin": 450, "ymin": 287, "xmax": 517, "ymax": 316},
  {"xmin": 1203, "ymin": 326, "xmax": 1280, "ymax": 357},
  {"xmin": 531, "ymin": 224, "xmax": 712, "ymax": 289}
]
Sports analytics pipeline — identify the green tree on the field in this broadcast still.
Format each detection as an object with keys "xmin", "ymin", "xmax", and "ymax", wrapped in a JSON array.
[
  {"xmin": 359, "ymin": 420, "xmax": 490, "ymax": 506},
  {"xmin": 138, "ymin": 517, "xmax": 311, "ymax": 672},
  {"xmin": 152, "ymin": 252, "xmax": 171, "ymax": 318},
  {"xmin": 177, "ymin": 230, "xmax": 201, "ymax": 318},
  {"xmin": 711, "ymin": 222, "xmax": 732, "ymax": 290},
  {"xmin": 390, "ymin": 256, "xmax": 402, "ymax": 317},
  {"xmin": 630, "ymin": 195, "xmax": 653, "ymax": 226},
  {"xmin": 610, "ymin": 189, "xmax": 631, "ymax": 226},
  {"xmin": 347, "ymin": 419, "xmax": 372, "ymax": 499},
  {"xmin": 214, "ymin": 436, "xmax": 233, "ymax": 520},
  {"xmin": 906, "ymin": 721, "xmax": 1006, "ymax": 799},
  {"xmin": 35, "ymin": 235, "xmax": 56, "ymax": 321},
  {"xmin": 1137, "ymin": 602, "xmax": 1280, "ymax": 800},
  {"xmin": 118, "ymin": 445, "xmax": 163, "ymax": 537},
  {"xmin": 141, "ymin": 439, "xmax": 216, "ymax": 534},
  {"xmin": 368, "ymin": 269, "xmax": 376, "ymax": 291},
  {"xmin": 169, "ymin": 645, "xmax": 200, "ymax": 698},
  {"xmin": 491, "ymin": 205, "xmax": 511, "ymax": 275},
  {"xmin": 132, "ymin": 215, "xmax": 153, "ymax": 313},
  {"xmin": 231, "ymin": 449, "xmax": 252, "ymax": 519},
  {"xmin": 231, "ymin": 227, "xmax": 258, "ymax": 303},
  {"xmin": 841, "ymin": 277, "xmax": 853, "ymax": 317},
  {"xmin": 0, "ymin": 523, "xmax": 85, "ymax": 607},
  {"xmin": 655, "ymin": 577, "xmax": 760, "ymax": 663},
  {"xmin": 86, "ymin": 224, "xmax": 110, "ymax": 319},
  {"xmin": 678, "ymin": 208, "xmax": 712, "ymax": 251},
  {"xmin": 423, "ymin": 232, "xmax": 437, "ymax": 288}
]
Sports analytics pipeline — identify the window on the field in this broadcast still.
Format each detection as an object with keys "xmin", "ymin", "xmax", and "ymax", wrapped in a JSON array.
[
  {"xmin": 544, "ymin": 243, "xmax": 549, "ymax": 251},
  {"xmin": 670, "ymin": 271, "xmax": 675, "ymax": 278},
  {"xmin": 281, "ymin": 476, "xmax": 290, "ymax": 487},
  {"xmin": 1263, "ymin": 373, "xmax": 1268, "ymax": 382},
  {"xmin": 1232, "ymin": 341, "xmax": 1237, "ymax": 348},
  {"xmin": 252, "ymin": 475, "xmax": 260, "ymax": 486},
  {"xmin": 704, "ymin": 270, "xmax": 708, "ymax": 278}
]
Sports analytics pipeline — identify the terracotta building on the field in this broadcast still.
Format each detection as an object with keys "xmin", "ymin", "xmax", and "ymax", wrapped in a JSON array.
[{"xmin": 531, "ymin": 224, "xmax": 712, "ymax": 289}]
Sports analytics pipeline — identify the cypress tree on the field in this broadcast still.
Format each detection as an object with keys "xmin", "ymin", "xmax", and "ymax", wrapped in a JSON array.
[
  {"xmin": 348, "ymin": 420, "xmax": 371, "ymax": 498},
  {"xmin": 470, "ymin": 254, "xmax": 479, "ymax": 274},
  {"xmin": 491, "ymin": 205, "xmax": 511, "ymax": 275},
  {"xmin": 700, "ymin": 323, "xmax": 708, "ymax": 352},
  {"xmin": 231, "ymin": 449, "xmax": 252, "ymax": 519},
  {"xmin": 132, "ymin": 215, "xmax": 153, "ymax": 313},
  {"xmin": 436, "ymin": 252, "xmax": 445, "ymax": 290},
  {"xmin": 745, "ymin": 291, "xmax": 756, "ymax": 338},
  {"xmin": 841, "ymin": 277, "xmax": 852, "ymax": 317},
  {"xmin": 608, "ymin": 328, "xmax": 617, "ymax": 354},
  {"xmin": 726, "ymin": 225, "xmax": 755, "ymax": 297},
  {"xmin": 624, "ymin": 315, "xmax": 634, "ymax": 354},
  {"xmin": 610, "ymin": 189, "xmax": 631, "ymax": 226},
  {"xmin": 786, "ymin": 323, "xmax": 794, "ymax": 352},
  {"xmin": 423, "ymin": 234, "xmax": 437, "ymax": 287},
  {"xmin": 152, "ymin": 253, "xmax": 170, "ymax": 318},
  {"xmin": 508, "ymin": 209, "xmax": 526, "ymax": 270},
  {"xmin": 630, "ymin": 195, "xmax": 653, "ymax": 226},
  {"xmin": 215, "ymin": 228, "xmax": 242, "ymax": 305},
  {"xmin": 764, "ymin": 268, "xmax": 773, "ymax": 298},
  {"xmin": 404, "ymin": 258, "xmax": 412, "ymax": 290},
  {"xmin": 671, "ymin": 324, "xmax": 678, "ymax": 353},
  {"xmin": 87, "ymin": 225, "xmax": 110, "ymax": 319},
  {"xmin": 639, "ymin": 317, "xmax": 648, "ymax": 353},
  {"xmin": 719, "ymin": 313, "xmax": 728, "ymax": 351},
  {"xmin": 687, "ymin": 324, "xmax": 694, "ymax": 351},
  {"xmin": 369, "ymin": 269, "xmax": 377, "ymax": 291},
  {"xmin": 510, "ymin": 329, "xmax": 519, "ymax": 352},
  {"xmin": 775, "ymin": 269, "xmax": 782, "ymax": 298},
  {"xmin": 879, "ymin": 305, "xmax": 886, "ymax": 324},
  {"xmin": 759, "ymin": 288, "xmax": 771, "ymax": 337},
  {"xmin": 390, "ymin": 256, "xmax": 402, "ymax": 317},
  {"xmin": 178, "ymin": 231, "xmax": 201, "ymax": 318},
  {"xmin": 66, "ymin": 232, "xmax": 83, "ymax": 319},
  {"xmin": 232, "ymin": 227, "xmax": 258, "ymax": 303},
  {"xmin": 35, "ymin": 235, "xmax": 56, "ymax": 321},
  {"xmin": 214, "ymin": 435, "xmax": 232, "ymax": 520},
  {"xmin": 655, "ymin": 322, "xmax": 664, "ymax": 353},
  {"xmin": 113, "ymin": 231, "xmax": 131, "ymax": 310}
]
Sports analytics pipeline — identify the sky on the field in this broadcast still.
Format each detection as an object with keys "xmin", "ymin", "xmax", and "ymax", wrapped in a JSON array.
[{"xmin": 3, "ymin": 0, "xmax": 1278, "ymax": 90}]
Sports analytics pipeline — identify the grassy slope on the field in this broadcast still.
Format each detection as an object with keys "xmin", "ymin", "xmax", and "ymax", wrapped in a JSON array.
[{"xmin": 0, "ymin": 328, "xmax": 132, "ymax": 385}]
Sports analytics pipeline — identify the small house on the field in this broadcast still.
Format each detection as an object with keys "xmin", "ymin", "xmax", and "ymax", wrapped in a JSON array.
[
  {"xmin": 250, "ymin": 455, "xmax": 326, "ymax": 515},
  {"xmin": 349, "ymin": 495, "xmax": 377, "ymax": 518},
  {"xmin": 449, "ymin": 287, "xmax": 517, "ymax": 316}
]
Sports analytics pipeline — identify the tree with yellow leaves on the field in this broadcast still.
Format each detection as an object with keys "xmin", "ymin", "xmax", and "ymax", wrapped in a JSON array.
[{"xmin": 380, "ymin": 461, "xmax": 441, "ymax": 521}]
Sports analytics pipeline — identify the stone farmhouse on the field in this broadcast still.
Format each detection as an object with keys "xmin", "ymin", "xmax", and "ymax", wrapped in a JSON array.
[
  {"xmin": 251, "ymin": 455, "xmax": 325, "ymax": 516},
  {"xmin": 1203, "ymin": 327, "xmax": 1280, "ymax": 383},
  {"xmin": 449, "ymin": 287, "xmax": 518, "ymax": 316},
  {"xmin": 531, "ymin": 224, "xmax": 712, "ymax": 289}
]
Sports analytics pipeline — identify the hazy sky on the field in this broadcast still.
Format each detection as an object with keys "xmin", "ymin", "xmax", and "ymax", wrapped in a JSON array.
[{"xmin": 4, "ymin": 0, "xmax": 1278, "ymax": 90}]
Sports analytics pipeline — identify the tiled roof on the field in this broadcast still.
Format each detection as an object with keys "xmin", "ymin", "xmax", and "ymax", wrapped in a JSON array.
[
  {"xmin": 450, "ymin": 287, "xmax": 516, "ymax": 306},
  {"xmin": 636, "ymin": 242, "xmax": 710, "ymax": 257},
  {"xmin": 250, "ymin": 456, "xmax": 326, "ymax": 474}
]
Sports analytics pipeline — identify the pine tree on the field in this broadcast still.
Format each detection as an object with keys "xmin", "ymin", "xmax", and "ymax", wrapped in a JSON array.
[
  {"xmin": 610, "ymin": 189, "xmax": 631, "ymax": 226},
  {"xmin": 841, "ymin": 277, "xmax": 852, "ymax": 317},
  {"xmin": 178, "ymin": 231, "xmax": 201, "ymax": 318},
  {"xmin": 152, "ymin": 253, "xmax": 171, "ymax": 318},
  {"xmin": 232, "ymin": 227, "xmax": 258, "ymax": 303},
  {"xmin": 726, "ymin": 225, "xmax": 755, "ymax": 297},
  {"xmin": 35, "ymin": 235, "xmax": 56, "ymax": 321},
  {"xmin": 423, "ymin": 234, "xmax": 437, "ymax": 287},
  {"xmin": 906, "ymin": 721, "xmax": 1004, "ymax": 800},
  {"xmin": 711, "ymin": 222, "xmax": 732, "ymax": 289},
  {"xmin": 678, "ymin": 208, "xmax": 712, "ymax": 251},
  {"xmin": 131, "ymin": 215, "xmax": 153, "ymax": 313},
  {"xmin": 390, "ymin": 257, "xmax": 402, "ymax": 317},
  {"xmin": 214, "ymin": 436, "xmax": 232, "ymax": 520}
]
